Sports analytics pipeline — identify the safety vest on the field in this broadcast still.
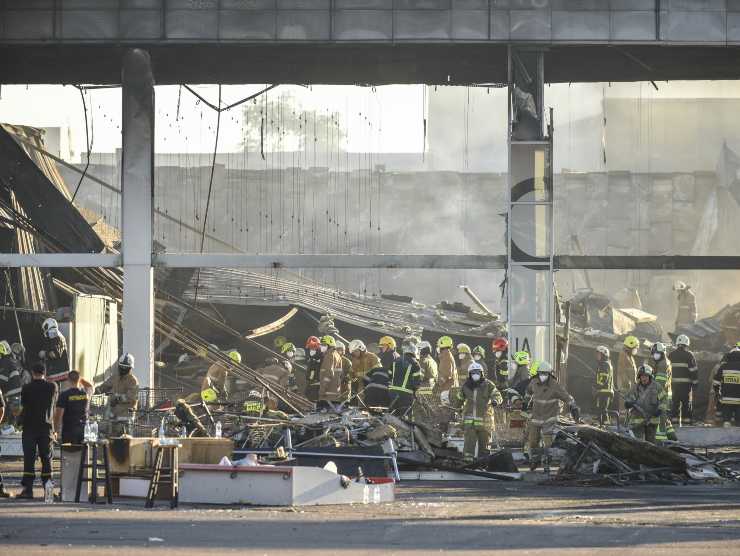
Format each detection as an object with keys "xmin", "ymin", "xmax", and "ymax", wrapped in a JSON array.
[{"xmin": 595, "ymin": 360, "xmax": 614, "ymax": 394}]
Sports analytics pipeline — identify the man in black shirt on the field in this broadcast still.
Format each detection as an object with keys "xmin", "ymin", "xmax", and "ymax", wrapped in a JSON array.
[
  {"xmin": 54, "ymin": 370, "xmax": 88, "ymax": 444},
  {"xmin": 18, "ymin": 363, "xmax": 57, "ymax": 499},
  {"xmin": 0, "ymin": 390, "xmax": 10, "ymax": 497}
]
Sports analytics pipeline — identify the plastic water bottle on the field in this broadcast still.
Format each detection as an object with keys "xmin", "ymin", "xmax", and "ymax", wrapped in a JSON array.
[
  {"xmin": 159, "ymin": 420, "xmax": 166, "ymax": 440},
  {"xmin": 91, "ymin": 421, "xmax": 98, "ymax": 442},
  {"xmin": 180, "ymin": 426, "xmax": 187, "ymax": 438},
  {"xmin": 44, "ymin": 481, "xmax": 54, "ymax": 504},
  {"xmin": 215, "ymin": 421, "xmax": 222, "ymax": 438},
  {"xmin": 84, "ymin": 421, "xmax": 91, "ymax": 442}
]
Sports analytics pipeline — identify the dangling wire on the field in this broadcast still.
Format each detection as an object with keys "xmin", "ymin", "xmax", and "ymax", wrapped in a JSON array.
[{"xmin": 71, "ymin": 85, "xmax": 92, "ymax": 202}]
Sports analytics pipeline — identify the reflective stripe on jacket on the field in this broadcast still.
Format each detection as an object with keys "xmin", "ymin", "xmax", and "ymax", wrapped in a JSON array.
[{"xmin": 455, "ymin": 379, "xmax": 502, "ymax": 426}]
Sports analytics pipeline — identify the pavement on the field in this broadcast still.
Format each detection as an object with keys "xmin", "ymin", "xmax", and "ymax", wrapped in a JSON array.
[{"xmin": 0, "ymin": 475, "xmax": 739, "ymax": 555}]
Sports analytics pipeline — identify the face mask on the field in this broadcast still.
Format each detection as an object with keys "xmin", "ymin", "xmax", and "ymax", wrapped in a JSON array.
[
  {"xmin": 474, "ymin": 355, "xmax": 482, "ymax": 361},
  {"xmin": 631, "ymin": 348, "xmax": 638, "ymax": 356},
  {"xmin": 494, "ymin": 351, "xmax": 503, "ymax": 359},
  {"xmin": 458, "ymin": 354, "xmax": 465, "ymax": 360},
  {"xmin": 320, "ymin": 345, "xmax": 328, "ymax": 354},
  {"xmin": 119, "ymin": 367, "xmax": 131, "ymax": 376},
  {"xmin": 538, "ymin": 374, "xmax": 548, "ymax": 383},
  {"xmin": 47, "ymin": 328, "xmax": 59, "ymax": 339},
  {"xmin": 309, "ymin": 349, "xmax": 316, "ymax": 356},
  {"xmin": 470, "ymin": 373, "xmax": 481, "ymax": 382},
  {"xmin": 286, "ymin": 351, "xmax": 295, "ymax": 359},
  {"xmin": 653, "ymin": 353, "xmax": 661, "ymax": 361}
]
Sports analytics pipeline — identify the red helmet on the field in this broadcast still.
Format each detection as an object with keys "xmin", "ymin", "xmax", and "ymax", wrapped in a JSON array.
[
  {"xmin": 492, "ymin": 338, "xmax": 509, "ymax": 352},
  {"xmin": 305, "ymin": 336, "xmax": 320, "ymax": 350}
]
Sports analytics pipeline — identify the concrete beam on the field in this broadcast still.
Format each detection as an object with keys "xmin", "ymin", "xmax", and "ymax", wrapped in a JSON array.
[
  {"xmin": 121, "ymin": 49, "xmax": 155, "ymax": 390},
  {"xmin": 0, "ymin": 254, "xmax": 120, "ymax": 268}
]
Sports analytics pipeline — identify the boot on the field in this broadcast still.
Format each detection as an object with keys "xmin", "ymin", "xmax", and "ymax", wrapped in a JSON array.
[
  {"xmin": 0, "ymin": 484, "xmax": 10, "ymax": 498},
  {"xmin": 16, "ymin": 488, "xmax": 34, "ymax": 500}
]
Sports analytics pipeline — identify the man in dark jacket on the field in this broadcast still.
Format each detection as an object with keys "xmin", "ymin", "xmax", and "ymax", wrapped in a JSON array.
[
  {"xmin": 714, "ymin": 344, "xmax": 740, "ymax": 427},
  {"xmin": 18, "ymin": 363, "xmax": 58, "ymax": 499},
  {"xmin": 388, "ymin": 340, "xmax": 423, "ymax": 417},
  {"xmin": 39, "ymin": 318, "xmax": 69, "ymax": 384},
  {"xmin": 54, "ymin": 370, "xmax": 88, "ymax": 445}
]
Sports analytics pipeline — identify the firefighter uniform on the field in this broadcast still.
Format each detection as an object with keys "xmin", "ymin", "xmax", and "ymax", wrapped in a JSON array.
[
  {"xmin": 388, "ymin": 355, "xmax": 423, "ymax": 417},
  {"xmin": 594, "ymin": 358, "xmax": 614, "ymax": 425},
  {"xmin": 676, "ymin": 286, "xmax": 698, "ymax": 329},
  {"xmin": 419, "ymin": 353, "xmax": 438, "ymax": 390},
  {"xmin": 454, "ymin": 377, "xmax": 502, "ymax": 460},
  {"xmin": 624, "ymin": 376, "xmax": 668, "ymax": 444},
  {"xmin": 257, "ymin": 358, "xmax": 291, "ymax": 388},
  {"xmin": 526, "ymin": 373, "xmax": 575, "ymax": 468},
  {"xmin": 305, "ymin": 351, "xmax": 323, "ymax": 402},
  {"xmin": 669, "ymin": 346, "xmax": 699, "ymax": 423},
  {"xmin": 40, "ymin": 333, "xmax": 69, "ymax": 383},
  {"xmin": 97, "ymin": 372, "xmax": 139, "ymax": 436},
  {"xmin": 318, "ymin": 348, "xmax": 344, "ymax": 406},
  {"xmin": 713, "ymin": 350, "xmax": 740, "ymax": 425},
  {"xmin": 652, "ymin": 357, "xmax": 676, "ymax": 440},
  {"xmin": 0, "ymin": 351, "xmax": 22, "ymax": 425},
  {"xmin": 616, "ymin": 348, "xmax": 638, "ymax": 409},
  {"xmin": 436, "ymin": 348, "xmax": 458, "ymax": 394},
  {"xmin": 363, "ymin": 366, "xmax": 390, "ymax": 408},
  {"xmin": 493, "ymin": 352, "xmax": 510, "ymax": 390}
]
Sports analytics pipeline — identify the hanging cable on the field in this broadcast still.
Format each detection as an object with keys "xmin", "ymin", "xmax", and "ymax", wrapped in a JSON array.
[
  {"xmin": 182, "ymin": 83, "xmax": 278, "ymax": 113},
  {"xmin": 193, "ymin": 85, "xmax": 223, "ymax": 305},
  {"xmin": 71, "ymin": 85, "xmax": 92, "ymax": 202}
]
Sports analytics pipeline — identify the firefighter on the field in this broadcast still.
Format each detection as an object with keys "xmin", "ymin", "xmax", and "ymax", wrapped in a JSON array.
[
  {"xmin": 651, "ymin": 342, "xmax": 676, "ymax": 441},
  {"xmin": 526, "ymin": 360, "xmax": 579, "ymax": 473},
  {"xmin": 471, "ymin": 346, "xmax": 488, "ymax": 377},
  {"xmin": 257, "ymin": 356, "xmax": 290, "ymax": 388},
  {"xmin": 363, "ymin": 365, "xmax": 390, "ymax": 409},
  {"xmin": 39, "ymin": 318, "xmax": 69, "ymax": 384},
  {"xmin": 616, "ymin": 336, "xmax": 639, "ymax": 409},
  {"xmin": 378, "ymin": 336, "xmax": 399, "ymax": 373},
  {"xmin": 305, "ymin": 336, "xmax": 322, "ymax": 402},
  {"xmin": 453, "ymin": 361, "xmax": 502, "ymax": 461},
  {"xmin": 388, "ymin": 339, "xmax": 423, "ymax": 417},
  {"xmin": 0, "ymin": 340, "xmax": 22, "ymax": 427},
  {"xmin": 669, "ymin": 334, "xmax": 699, "ymax": 424},
  {"xmin": 456, "ymin": 343, "xmax": 474, "ymax": 385},
  {"xmin": 674, "ymin": 281, "xmax": 698, "ymax": 330},
  {"xmin": 491, "ymin": 337, "xmax": 510, "ymax": 390},
  {"xmin": 335, "ymin": 341, "xmax": 353, "ymax": 403},
  {"xmin": 417, "ymin": 341, "xmax": 438, "ymax": 390},
  {"xmin": 200, "ymin": 349, "xmax": 240, "ymax": 403},
  {"xmin": 348, "ymin": 340, "xmax": 381, "ymax": 403},
  {"xmin": 593, "ymin": 345, "xmax": 614, "ymax": 426},
  {"xmin": 509, "ymin": 351, "xmax": 531, "ymax": 387},
  {"xmin": 318, "ymin": 335, "xmax": 343, "ymax": 410},
  {"xmin": 624, "ymin": 364, "xmax": 669, "ymax": 444},
  {"xmin": 713, "ymin": 343, "xmax": 740, "ymax": 427},
  {"xmin": 96, "ymin": 353, "xmax": 139, "ymax": 437},
  {"xmin": 435, "ymin": 336, "xmax": 458, "ymax": 396}
]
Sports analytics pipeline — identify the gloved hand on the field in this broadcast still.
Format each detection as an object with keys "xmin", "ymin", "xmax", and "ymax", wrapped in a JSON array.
[{"xmin": 624, "ymin": 400, "xmax": 634, "ymax": 409}]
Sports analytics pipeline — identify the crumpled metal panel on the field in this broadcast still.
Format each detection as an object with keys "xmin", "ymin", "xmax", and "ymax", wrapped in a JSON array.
[
  {"xmin": 395, "ymin": 10, "xmax": 451, "ymax": 39},
  {"xmin": 220, "ymin": 11, "xmax": 276, "ymax": 40},
  {"xmin": 277, "ymin": 11, "xmax": 330, "ymax": 40},
  {"xmin": 452, "ymin": 9, "xmax": 489, "ymax": 39},
  {"xmin": 661, "ymin": 10, "xmax": 726, "ymax": 42},
  {"xmin": 552, "ymin": 10, "xmax": 610, "ymax": 40},
  {"xmin": 333, "ymin": 10, "xmax": 393, "ymax": 40}
]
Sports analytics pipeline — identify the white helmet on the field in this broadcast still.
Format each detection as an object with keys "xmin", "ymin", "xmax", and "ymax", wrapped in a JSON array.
[
  {"xmin": 596, "ymin": 345, "xmax": 610, "ymax": 358},
  {"xmin": 676, "ymin": 334, "xmax": 690, "ymax": 347},
  {"xmin": 118, "ymin": 352, "xmax": 135, "ymax": 370},
  {"xmin": 42, "ymin": 318, "xmax": 58, "ymax": 334},
  {"xmin": 335, "ymin": 340, "xmax": 346, "ymax": 352},
  {"xmin": 401, "ymin": 341, "xmax": 418, "ymax": 356},
  {"xmin": 348, "ymin": 339, "xmax": 366, "ymax": 353},
  {"xmin": 418, "ymin": 340, "xmax": 432, "ymax": 352},
  {"xmin": 674, "ymin": 281, "xmax": 687, "ymax": 291},
  {"xmin": 468, "ymin": 362, "xmax": 484, "ymax": 375}
]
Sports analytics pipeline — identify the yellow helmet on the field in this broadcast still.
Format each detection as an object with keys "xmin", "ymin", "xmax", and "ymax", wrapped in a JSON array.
[
  {"xmin": 529, "ymin": 360, "xmax": 541, "ymax": 377},
  {"xmin": 227, "ymin": 350, "xmax": 242, "ymax": 364},
  {"xmin": 201, "ymin": 388, "xmax": 218, "ymax": 403},
  {"xmin": 273, "ymin": 336, "xmax": 287, "ymax": 349},
  {"xmin": 456, "ymin": 343, "xmax": 471, "ymax": 355},
  {"xmin": 281, "ymin": 342, "xmax": 296, "ymax": 354},
  {"xmin": 437, "ymin": 336, "xmax": 454, "ymax": 350},
  {"xmin": 0, "ymin": 341, "xmax": 10, "ymax": 356},
  {"xmin": 623, "ymin": 336, "xmax": 639, "ymax": 350},
  {"xmin": 379, "ymin": 336, "xmax": 396, "ymax": 350},
  {"xmin": 321, "ymin": 335, "xmax": 337, "ymax": 348},
  {"xmin": 513, "ymin": 351, "xmax": 530, "ymax": 366}
]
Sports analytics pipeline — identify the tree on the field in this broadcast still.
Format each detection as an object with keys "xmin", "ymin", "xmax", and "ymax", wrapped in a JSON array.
[{"xmin": 241, "ymin": 91, "xmax": 347, "ymax": 154}]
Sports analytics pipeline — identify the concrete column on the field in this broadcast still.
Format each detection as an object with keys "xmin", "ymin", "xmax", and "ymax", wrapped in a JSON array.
[{"xmin": 121, "ymin": 49, "xmax": 155, "ymax": 389}]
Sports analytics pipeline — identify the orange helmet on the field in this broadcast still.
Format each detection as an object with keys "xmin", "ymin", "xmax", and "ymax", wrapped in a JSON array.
[
  {"xmin": 492, "ymin": 338, "xmax": 509, "ymax": 352},
  {"xmin": 305, "ymin": 336, "xmax": 320, "ymax": 350}
]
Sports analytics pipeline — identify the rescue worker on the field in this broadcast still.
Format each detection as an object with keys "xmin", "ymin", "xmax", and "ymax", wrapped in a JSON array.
[
  {"xmin": 616, "ymin": 336, "xmax": 639, "ymax": 409},
  {"xmin": 417, "ymin": 341, "xmax": 438, "ymax": 390},
  {"xmin": 526, "ymin": 360, "xmax": 579, "ymax": 473},
  {"xmin": 273, "ymin": 336, "xmax": 288, "ymax": 352},
  {"xmin": 378, "ymin": 336, "xmax": 399, "ymax": 373},
  {"xmin": 280, "ymin": 342, "xmax": 297, "ymax": 390},
  {"xmin": 593, "ymin": 345, "xmax": 614, "ymax": 426},
  {"xmin": 335, "ymin": 341, "xmax": 353, "ymax": 403},
  {"xmin": 0, "ymin": 389, "xmax": 9, "ymax": 497},
  {"xmin": 509, "ymin": 351, "xmax": 531, "ymax": 387},
  {"xmin": 363, "ymin": 364, "xmax": 390, "ymax": 409},
  {"xmin": 18, "ymin": 363, "xmax": 58, "ymax": 499},
  {"xmin": 96, "ymin": 353, "xmax": 139, "ymax": 437},
  {"xmin": 318, "ymin": 335, "xmax": 343, "ymax": 410},
  {"xmin": 53, "ymin": 370, "xmax": 88, "ymax": 444},
  {"xmin": 624, "ymin": 364, "xmax": 668, "ymax": 444},
  {"xmin": 435, "ymin": 336, "xmax": 458, "ymax": 396},
  {"xmin": 257, "ymin": 356, "xmax": 290, "ymax": 388},
  {"xmin": 348, "ymin": 340, "xmax": 381, "ymax": 403},
  {"xmin": 305, "ymin": 336, "xmax": 322, "ymax": 402},
  {"xmin": 242, "ymin": 390, "xmax": 289, "ymax": 421},
  {"xmin": 39, "ymin": 318, "xmax": 69, "ymax": 383},
  {"xmin": 670, "ymin": 334, "xmax": 699, "ymax": 424},
  {"xmin": 491, "ymin": 337, "xmax": 510, "ymax": 390},
  {"xmin": 456, "ymin": 343, "xmax": 474, "ymax": 385},
  {"xmin": 453, "ymin": 361, "xmax": 503, "ymax": 461},
  {"xmin": 651, "ymin": 342, "xmax": 676, "ymax": 441},
  {"xmin": 471, "ymin": 346, "xmax": 488, "ymax": 377},
  {"xmin": 200, "ymin": 349, "xmax": 240, "ymax": 403},
  {"xmin": 674, "ymin": 281, "xmax": 698, "ymax": 330},
  {"xmin": 0, "ymin": 340, "xmax": 22, "ymax": 426},
  {"xmin": 713, "ymin": 343, "xmax": 740, "ymax": 427},
  {"xmin": 388, "ymin": 339, "xmax": 423, "ymax": 417}
]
